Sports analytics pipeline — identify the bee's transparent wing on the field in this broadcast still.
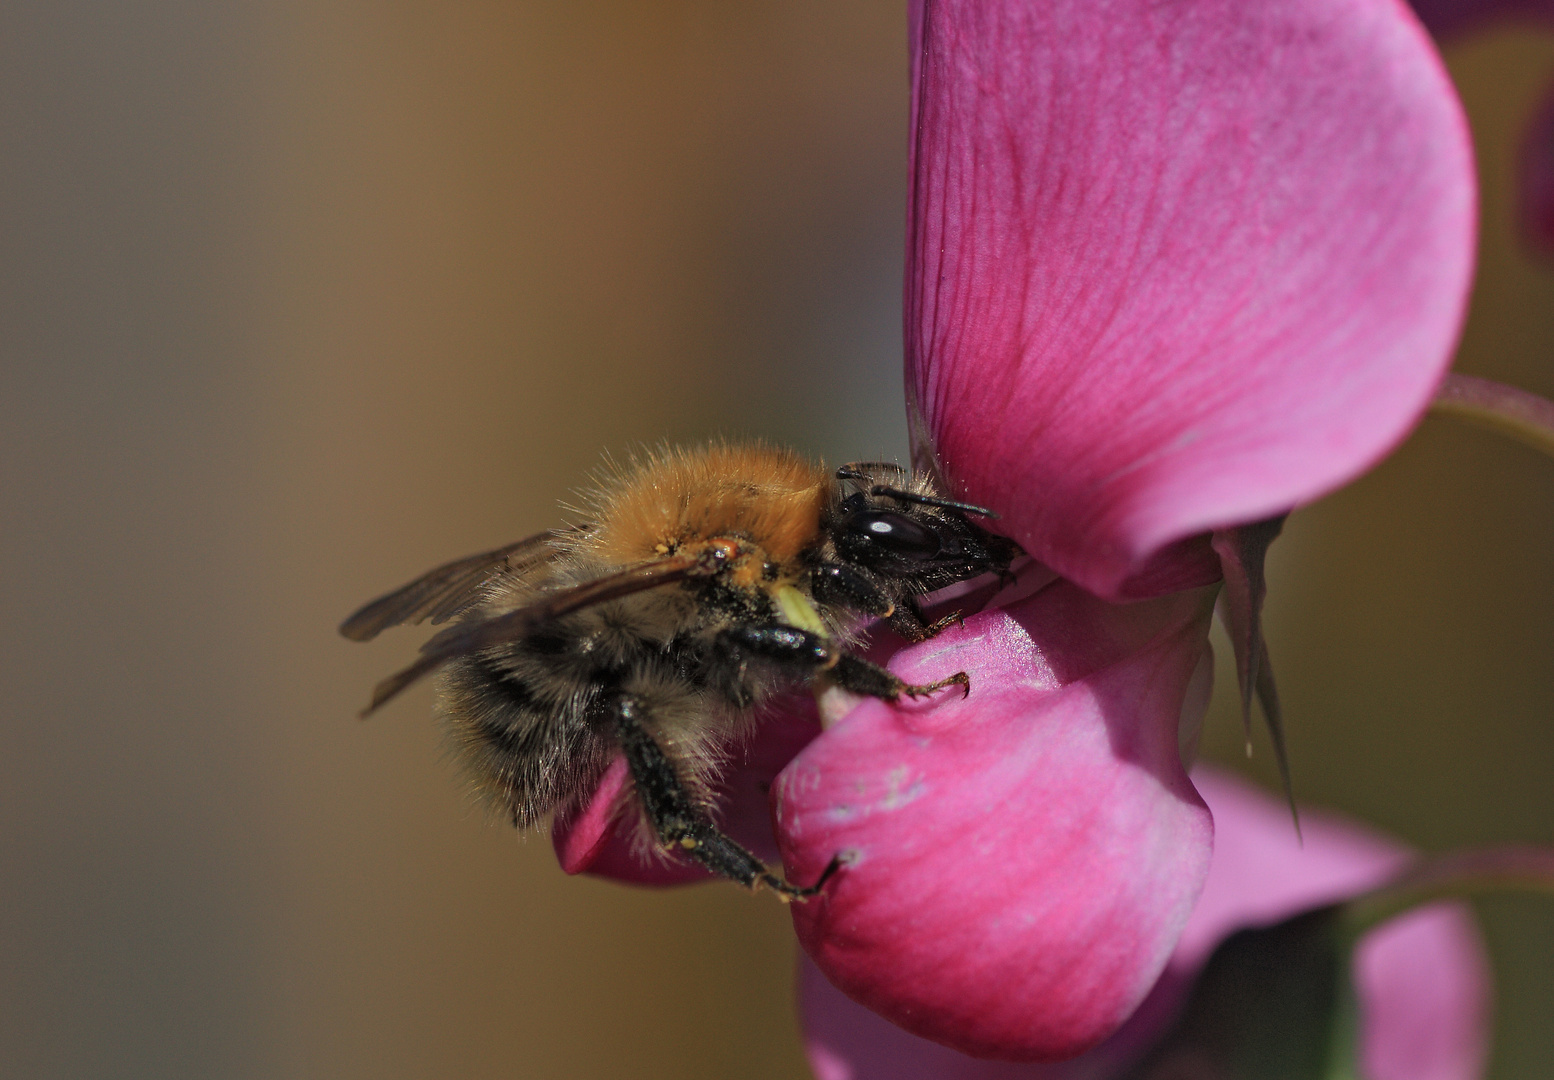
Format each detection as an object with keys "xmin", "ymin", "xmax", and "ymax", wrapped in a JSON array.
[
  {"xmin": 357, "ymin": 553, "xmax": 703, "ymax": 716},
  {"xmin": 339, "ymin": 526, "xmax": 590, "ymax": 643}
]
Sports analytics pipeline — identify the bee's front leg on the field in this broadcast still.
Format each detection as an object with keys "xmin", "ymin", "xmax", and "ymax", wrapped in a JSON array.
[
  {"xmin": 890, "ymin": 602, "xmax": 966, "ymax": 644},
  {"xmin": 827, "ymin": 653, "xmax": 971, "ymax": 702},
  {"xmin": 605, "ymin": 692, "xmax": 838, "ymax": 901},
  {"xmin": 809, "ymin": 563, "xmax": 964, "ymax": 643}
]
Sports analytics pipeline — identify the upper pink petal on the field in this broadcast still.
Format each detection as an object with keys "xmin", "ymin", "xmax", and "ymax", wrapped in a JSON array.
[
  {"xmin": 773, "ymin": 582, "xmax": 1218, "ymax": 1061},
  {"xmin": 907, "ymin": 0, "xmax": 1476, "ymax": 598},
  {"xmin": 799, "ymin": 767, "xmax": 1490, "ymax": 1080}
]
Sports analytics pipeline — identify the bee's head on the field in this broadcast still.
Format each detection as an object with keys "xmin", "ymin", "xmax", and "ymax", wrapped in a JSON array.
[{"xmin": 828, "ymin": 467, "xmax": 1020, "ymax": 589}]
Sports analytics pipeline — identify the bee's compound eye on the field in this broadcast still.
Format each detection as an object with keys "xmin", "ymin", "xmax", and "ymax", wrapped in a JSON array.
[{"xmin": 844, "ymin": 510, "xmax": 942, "ymax": 560}]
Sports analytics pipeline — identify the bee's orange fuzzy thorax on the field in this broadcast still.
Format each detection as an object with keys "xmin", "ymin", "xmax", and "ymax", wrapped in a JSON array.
[{"xmin": 589, "ymin": 444, "xmax": 831, "ymax": 569}]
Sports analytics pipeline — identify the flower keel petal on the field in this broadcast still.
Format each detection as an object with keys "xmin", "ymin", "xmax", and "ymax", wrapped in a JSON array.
[
  {"xmin": 799, "ymin": 768, "xmax": 1489, "ymax": 1080},
  {"xmin": 775, "ymin": 585, "xmax": 1217, "ymax": 1060}
]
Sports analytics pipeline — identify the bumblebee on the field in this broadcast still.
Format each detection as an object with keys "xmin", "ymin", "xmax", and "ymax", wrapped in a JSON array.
[{"xmin": 341, "ymin": 444, "xmax": 1018, "ymax": 899}]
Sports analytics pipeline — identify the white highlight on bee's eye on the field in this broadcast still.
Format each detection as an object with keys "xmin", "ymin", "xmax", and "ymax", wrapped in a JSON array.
[{"xmin": 867, "ymin": 521, "xmax": 892, "ymax": 534}]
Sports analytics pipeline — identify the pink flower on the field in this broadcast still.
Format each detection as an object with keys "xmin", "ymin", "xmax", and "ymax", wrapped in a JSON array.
[
  {"xmin": 1408, "ymin": 0, "xmax": 1554, "ymax": 254},
  {"xmin": 800, "ymin": 768, "xmax": 1492, "ymax": 1080},
  {"xmin": 558, "ymin": 0, "xmax": 1476, "ymax": 1061}
]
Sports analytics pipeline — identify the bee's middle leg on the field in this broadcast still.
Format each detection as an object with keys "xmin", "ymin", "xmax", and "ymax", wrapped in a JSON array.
[
  {"xmin": 829, "ymin": 653, "xmax": 971, "ymax": 701},
  {"xmin": 606, "ymin": 691, "xmax": 839, "ymax": 901},
  {"xmin": 715, "ymin": 624, "xmax": 971, "ymax": 702}
]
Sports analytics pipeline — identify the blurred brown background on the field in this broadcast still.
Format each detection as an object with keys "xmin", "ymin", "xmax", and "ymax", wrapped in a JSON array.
[{"xmin": 1, "ymin": 3, "xmax": 1550, "ymax": 1078}]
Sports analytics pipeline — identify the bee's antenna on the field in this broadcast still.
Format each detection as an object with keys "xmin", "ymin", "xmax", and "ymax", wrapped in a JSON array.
[
  {"xmin": 834, "ymin": 467, "xmax": 998, "ymax": 518},
  {"xmin": 871, "ymin": 486, "xmax": 999, "ymax": 519},
  {"xmin": 835, "ymin": 463, "xmax": 906, "ymax": 481}
]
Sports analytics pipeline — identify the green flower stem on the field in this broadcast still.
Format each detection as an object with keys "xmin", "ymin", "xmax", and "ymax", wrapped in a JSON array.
[
  {"xmin": 1341, "ymin": 845, "xmax": 1554, "ymax": 941},
  {"xmin": 1430, "ymin": 373, "xmax": 1554, "ymax": 457}
]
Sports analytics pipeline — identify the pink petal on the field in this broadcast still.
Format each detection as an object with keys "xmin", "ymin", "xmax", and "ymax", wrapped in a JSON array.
[
  {"xmin": 551, "ymin": 706, "xmax": 821, "ymax": 887},
  {"xmin": 552, "ymin": 755, "xmax": 708, "ymax": 886},
  {"xmin": 800, "ymin": 767, "xmax": 1490, "ymax": 1080},
  {"xmin": 1519, "ymin": 78, "xmax": 1554, "ymax": 254},
  {"xmin": 801, "ymin": 954, "xmax": 1124, "ymax": 1080},
  {"xmin": 1406, "ymin": 2, "xmax": 1554, "ymax": 255},
  {"xmin": 907, "ymin": 0, "xmax": 1476, "ymax": 599},
  {"xmin": 774, "ymin": 582, "xmax": 1218, "ymax": 1061},
  {"xmin": 1409, "ymin": 0, "xmax": 1554, "ymax": 37}
]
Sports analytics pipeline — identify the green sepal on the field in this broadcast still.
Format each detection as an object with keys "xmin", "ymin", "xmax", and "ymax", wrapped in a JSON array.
[
  {"xmin": 1122, "ymin": 905, "xmax": 1358, "ymax": 1080},
  {"xmin": 1210, "ymin": 517, "xmax": 1298, "ymax": 835},
  {"xmin": 1121, "ymin": 845, "xmax": 1554, "ymax": 1080}
]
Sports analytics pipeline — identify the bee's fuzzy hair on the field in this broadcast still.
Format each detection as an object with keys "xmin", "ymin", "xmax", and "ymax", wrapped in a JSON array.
[{"xmin": 569, "ymin": 440, "xmax": 833, "ymax": 573}]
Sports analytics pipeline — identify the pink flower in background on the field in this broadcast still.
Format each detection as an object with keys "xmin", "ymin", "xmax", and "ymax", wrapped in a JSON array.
[
  {"xmin": 801, "ymin": 768, "xmax": 1491, "ymax": 1080},
  {"xmin": 1408, "ymin": 0, "xmax": 1554, "ymax": 254},
  {"xmin": 560, "ymin": 0, "xmax": 1477, "ymax": 1063}
]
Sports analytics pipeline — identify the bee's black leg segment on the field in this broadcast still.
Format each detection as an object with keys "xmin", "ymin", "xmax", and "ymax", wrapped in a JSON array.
[
  {"xmin": 608, "ymin": 694, "xmax": 749, "ymax": 879},
  {"xmin": 916, "ymin": 609, "xmax": 968, "ymax": 639},
  {"xmin": 608, "ymin": 692, "xmax": 834, "ymax": 901},
  {"xmin": 829, "ymin": 653, "xmax": 972, "ymax": 702},
  {"xmin": 886, "ymin": 599, "xmax": 967, "ymax": 643},
  {"xmin": 715, "ymin": 624, "xmax": 833, "ymax": 668},
  {"xmin": 884, "ymin": 599, "xmax": 933, "ymax": 642}
]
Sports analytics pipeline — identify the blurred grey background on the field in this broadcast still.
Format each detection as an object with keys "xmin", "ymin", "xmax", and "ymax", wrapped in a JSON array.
[{"xmin": 0, "ymin": 3, "xmax": 1549, "ymax": 1077}]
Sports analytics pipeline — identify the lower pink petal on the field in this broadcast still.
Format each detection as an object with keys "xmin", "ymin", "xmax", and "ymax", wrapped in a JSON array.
[
  {"xmin": 801, "ymin": 954, "xmax": 1136, "ymax": 1080},
  {"xmin": 552, "ymin": 755, "xmax": 710, "ymax": 886},
  {"xmin": 775, "ymin": 583, "xmax": 1218, "ymax": 1061},
  {"xmin": 551, "ymin": 706, "xmax": 823, "ymax": 886},
  {"xmin": 800, "ymin": 767, "xmax": 1489, "ymax": 1080}
]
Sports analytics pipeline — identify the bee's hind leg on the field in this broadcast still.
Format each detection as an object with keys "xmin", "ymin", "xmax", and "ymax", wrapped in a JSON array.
[{"xmin": 606, "ymin": 692, "xmax": 839, "ymax": 901}]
